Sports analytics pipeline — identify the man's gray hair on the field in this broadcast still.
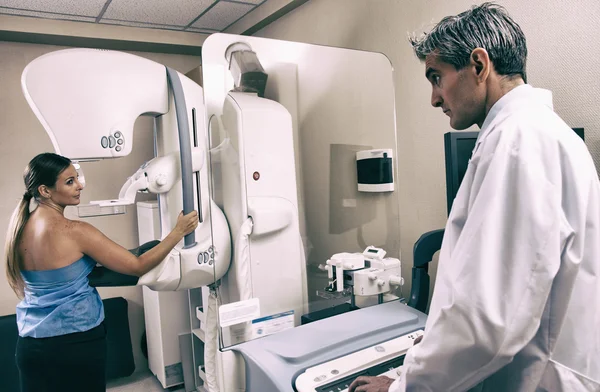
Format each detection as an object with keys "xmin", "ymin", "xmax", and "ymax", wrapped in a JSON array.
[{"xmin": 410, "ymin": 2, "xmax": 527, "ymax": 82}]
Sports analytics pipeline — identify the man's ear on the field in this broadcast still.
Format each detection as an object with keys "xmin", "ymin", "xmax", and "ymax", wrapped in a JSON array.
[
  {"xmin": 470, "ymin": 48, "xmax": 491, "ymax": 82},
  {"xmin": 38, "ymin": 184, "xmax": 51, "ymax": 199}
]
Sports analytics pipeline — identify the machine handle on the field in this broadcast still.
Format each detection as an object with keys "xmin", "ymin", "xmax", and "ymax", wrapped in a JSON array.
[{"xmin": 166, "ymin": 67, "xmax": 197, "ymax": 248}]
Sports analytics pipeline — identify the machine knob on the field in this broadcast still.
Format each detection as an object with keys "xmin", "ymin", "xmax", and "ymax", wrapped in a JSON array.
[
  {"xmin": 376, "ymin": 279, "xmax": 385, "ymax": 287},
  {"xmin": 368, "ymin": 273, "xmax": 378, "ymax": 281},
  {"xmin": 389, "ymin": 275, "xmax": 404, "ymax": 286},
  {"xmin": 156, "ymin": 174, "xmax": 167, "ymax": 186}
]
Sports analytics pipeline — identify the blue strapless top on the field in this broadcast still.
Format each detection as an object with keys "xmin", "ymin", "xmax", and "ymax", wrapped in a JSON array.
[{"xmin": 17, "ymin": 255, "xmax": 104, "ymax": 338}]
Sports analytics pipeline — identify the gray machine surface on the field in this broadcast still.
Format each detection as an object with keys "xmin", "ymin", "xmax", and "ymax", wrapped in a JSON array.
[{"xmin": 228, "ymin": 300, "xmax": 427, "ymax": 391}]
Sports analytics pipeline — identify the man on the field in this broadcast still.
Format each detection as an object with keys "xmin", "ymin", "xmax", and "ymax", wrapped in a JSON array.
[{"xmin": 350, "ymin": 2, "xmax": 600, "ymax": 391}]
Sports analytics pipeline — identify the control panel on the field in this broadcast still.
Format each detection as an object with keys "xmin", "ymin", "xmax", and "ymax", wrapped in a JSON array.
[{"xmin": 294, "ymin": 329, "xmax": 423, "ymax": 392}]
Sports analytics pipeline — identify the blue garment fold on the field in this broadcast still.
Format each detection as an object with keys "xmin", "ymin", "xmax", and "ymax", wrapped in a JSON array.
[{"xmin": 17, "ymin": 255, "xmax": 105, "ymax": 338}]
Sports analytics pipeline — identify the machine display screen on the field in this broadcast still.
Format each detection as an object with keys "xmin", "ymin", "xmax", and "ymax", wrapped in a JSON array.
[
  {"xmin": 368, "ymin": 249, "xmax": 378, "ymax": 253},
  {"xmin": 314, "ymin": 355, "xmax": 406, "ymax": 392}
]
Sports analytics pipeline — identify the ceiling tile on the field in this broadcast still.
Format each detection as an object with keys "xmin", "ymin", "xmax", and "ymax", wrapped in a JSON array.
[
  {"xmin": 186, "ymin": 27, "xmax": 218, "ymax": 34},
  {"xmin": 100, "ymin": 18, "xmax": 184, "ymax": 31},
  {"xmin": 103, "ymin": 0, "xmax": 215, "ymax": 27},
  {"xmin": 0, "ymin": 0, "xmax": 106, "ymax": 17},
  {"xmin": 223, "ymin": 0, "xmax": 264, "ymax": 5},
  {"xmin": 191, "ymin": 1, "xmax": 253, "ymax": 30},
  {"xmin": 0, "ymin": 7, "xmax": 95, "ymax": 22}
]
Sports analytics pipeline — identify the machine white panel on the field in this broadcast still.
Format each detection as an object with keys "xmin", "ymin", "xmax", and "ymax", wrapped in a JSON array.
[
  {"xmin": 22, "ymin": 49, "xmax": 168, "ymax": 160},
  {"xmin": 219, "ymin": 92, "xmax": 306, "ymax": 343}
]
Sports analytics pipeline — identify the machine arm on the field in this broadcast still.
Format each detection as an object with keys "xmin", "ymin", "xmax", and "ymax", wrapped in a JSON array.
[
  {"xmin": 22, "ymin": 48, "xmax": 233, "ymax": 291},
  {"xmin": 88, "ymin": 240, "xmax": 160, "ymax": 287}
]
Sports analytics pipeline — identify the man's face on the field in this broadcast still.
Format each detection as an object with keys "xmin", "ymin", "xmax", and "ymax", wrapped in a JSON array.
[{"xmin": 425, "ymin": 54, "xmax": 486, "ymax": 130}]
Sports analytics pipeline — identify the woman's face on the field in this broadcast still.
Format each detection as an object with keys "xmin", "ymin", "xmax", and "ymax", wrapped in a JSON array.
[{"xmin": 48, "ymin": 165, "xmax": 84, "ymax": 206}]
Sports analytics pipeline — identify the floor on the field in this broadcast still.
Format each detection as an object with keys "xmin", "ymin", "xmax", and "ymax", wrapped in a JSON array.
[{"xmin": 107, "ymin": 371, "xmax": 186, "ymax": 392}]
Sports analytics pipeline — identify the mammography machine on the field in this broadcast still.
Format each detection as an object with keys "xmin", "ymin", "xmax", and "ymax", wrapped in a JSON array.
[{"xmin": 21, "ymin": 34, "xmax": 428, "ymax": 391}]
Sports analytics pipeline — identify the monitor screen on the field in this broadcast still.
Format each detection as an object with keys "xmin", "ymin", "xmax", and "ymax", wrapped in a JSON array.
[{"xmin": 444, "ymin": 128, "xmax": 584, "ymax": 215}]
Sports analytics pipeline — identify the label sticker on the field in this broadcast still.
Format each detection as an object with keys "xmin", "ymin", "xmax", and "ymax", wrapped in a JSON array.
[
  {"xmin": 219, "ymin": 298, "xmax": 260, "ymax": 328},
  {"xmin": 251, "ymin": 310, "xmax": 294, "ymax": 339}
]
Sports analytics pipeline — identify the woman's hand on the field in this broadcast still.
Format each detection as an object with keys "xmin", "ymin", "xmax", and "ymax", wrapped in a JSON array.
[{"xmin": 174, "ymin": 210, "xmax": 199, "ymax": 237}]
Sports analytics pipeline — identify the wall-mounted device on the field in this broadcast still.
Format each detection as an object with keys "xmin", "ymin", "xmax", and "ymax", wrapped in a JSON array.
[{"xmin": 356, "ymin": 149, "xmax": 394, "ymax": 192}]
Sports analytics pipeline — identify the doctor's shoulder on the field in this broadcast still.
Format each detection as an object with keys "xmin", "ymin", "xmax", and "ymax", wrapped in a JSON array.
[{"xmin": 486, "ymin": 112, "xmax": 563, "ymax": 154}]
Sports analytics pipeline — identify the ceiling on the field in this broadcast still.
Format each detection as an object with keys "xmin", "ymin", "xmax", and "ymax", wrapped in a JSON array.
[{"xmin": 0, "ymin": 0, "xmax": 266, "ymax": 33}]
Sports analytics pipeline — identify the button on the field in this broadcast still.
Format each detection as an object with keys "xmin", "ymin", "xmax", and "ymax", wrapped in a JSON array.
[
  {"xmin": 156, "ymin": 174, "xmax": 167, "ymax": 186},
  {"xmin": 117, "ymin": 139, "xmax": 123, "ymax": 145},
  {"xmin": 331, "ymin": 369, "xmax": 339, "ymax": 375},
  {"xmin": 116, "ymin": 146, "xmax": 122, "ymax": 152},
  {"xmin": 101, "ymin": 136, "xmax": 108, "ymax": 148},
  {"xmin": 197, "ymin": 253, "xmax": 205, "ymax": 264},
  {"xmin": 109, "ymin": 136, "xmax": 116, "ymax": 148},
  {"xmin": 375, "ymin": 345, "xmax": 385, "ymax": 352},
  {"xmin": 114, "ymin": 131, "xmax": 121, "ymax": 138}
]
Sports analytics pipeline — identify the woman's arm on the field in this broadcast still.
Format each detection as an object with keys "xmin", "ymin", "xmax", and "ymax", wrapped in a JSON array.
[{"xmin": 73, "ymin": 211, "xmax": 198, "ymax": 276}]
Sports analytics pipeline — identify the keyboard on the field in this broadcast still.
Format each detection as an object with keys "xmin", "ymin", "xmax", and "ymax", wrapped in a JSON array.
[{"xmin": 294, "ymin": 329, "xmax": 423, "ymax": 392}]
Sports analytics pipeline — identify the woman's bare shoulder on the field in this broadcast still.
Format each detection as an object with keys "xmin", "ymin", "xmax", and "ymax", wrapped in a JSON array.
[{"xmin": 66, "ymin": 218, "xmax": 100, "ymax": 238}]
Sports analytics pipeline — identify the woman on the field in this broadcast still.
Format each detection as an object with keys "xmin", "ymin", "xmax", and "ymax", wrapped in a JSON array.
[{"xmin": 4, "ymin": 152, "xmax": 198, "ymax": 392}]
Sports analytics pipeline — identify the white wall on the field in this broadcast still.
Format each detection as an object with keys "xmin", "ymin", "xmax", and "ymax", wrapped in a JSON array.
[
  {"xmin": 0, "ymin": 40, "xmax": 200, "ymax": 372},
  {"xmin": 252, "ymin": 0, "xmax": 600, "ymax": 300}
]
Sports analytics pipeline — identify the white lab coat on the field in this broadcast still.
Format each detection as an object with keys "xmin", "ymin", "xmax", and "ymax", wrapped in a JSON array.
[{"xmin": 390, "ymin": 84, "xmax": 600, "ymax": 391}]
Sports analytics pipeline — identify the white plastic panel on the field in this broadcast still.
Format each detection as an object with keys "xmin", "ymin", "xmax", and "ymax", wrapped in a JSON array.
[
  {"xmin": 218, "ymin": 93, "xmax": 306, "ymax": 345},
  {"xmin": 203, "ymin": 35, "xmax": 400, "ymax": 344},
  {"xmin": 21, "ymin": 49, "xmax": 168, "ymax": 160}
]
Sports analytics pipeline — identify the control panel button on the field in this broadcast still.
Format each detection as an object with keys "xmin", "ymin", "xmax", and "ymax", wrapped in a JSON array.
[
  {"xmin": 114, "ymin": 131, "xmax": 122, "ymax": 138},
  {"xmin": 117, "ymin": 139, "xmax": 123, "ymax": 145},
  {"xmin": 109, "ymin": 136, "xmax": 116, "ymax": 148},
  {"xmin": 115, "ymin": 146, "xmax": 122, "ymax": 152},
  {"xmin": 101, "ymin": 136, "xmax": 108, "ymax": 148}
]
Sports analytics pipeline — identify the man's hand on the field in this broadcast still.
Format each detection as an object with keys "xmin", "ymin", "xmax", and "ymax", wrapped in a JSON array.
[
  {"xmin": 348, "ymin": 375, "xmax": 394, "ymax": 392},
  {"xmin": 346, "ymin": 335, "xmax": 420, "ymax": 392}
]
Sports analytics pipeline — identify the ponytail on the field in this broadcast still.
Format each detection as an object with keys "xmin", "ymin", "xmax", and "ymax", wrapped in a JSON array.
[
  {"xmin": 6, "ymin": 152, "xmax": 72, "ymax": 298},
  {"xmin": 4, "ymin": 192, "xmax": 33, "ymax": 298}
]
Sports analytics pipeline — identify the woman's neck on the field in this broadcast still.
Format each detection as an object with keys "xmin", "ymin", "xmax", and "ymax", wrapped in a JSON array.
[{"xmin": 37, "ymin": 199, "xmax": 65, "ymax": 215}]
